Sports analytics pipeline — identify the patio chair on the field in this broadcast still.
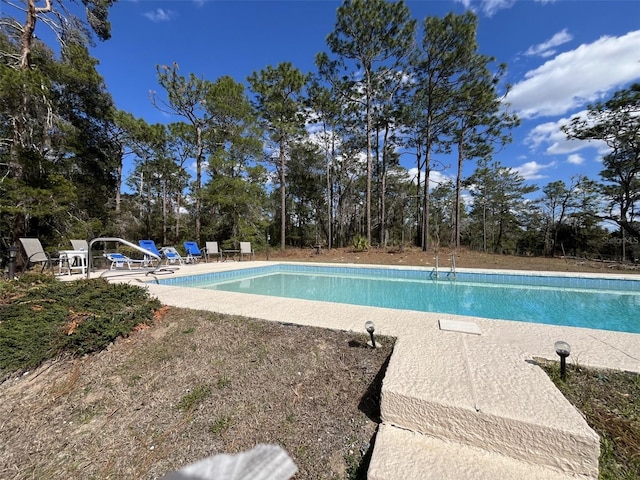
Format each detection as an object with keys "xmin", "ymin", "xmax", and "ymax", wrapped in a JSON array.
[
  {"xmin": 183, "ymin": 241, "xmax": 203, "ymax": 264},
  {"xmin": 203, "ymin": 241, "xmax": 222, "ymax": 262},
  {"xmin": 70, "ymin": 239, "xmax": 89, "ymax": 251},
  {"xmin": 138, "ymin": 239, "xmax": 162, "ymax": 267},
  {"xmin": 104, "ymin": 252, "xmax": 144, "ymax": 270},
  {"xmin": 240, "ymin": 242, "xmax": 255, "ymax": 261},
  {"xmin": 18, "ymin": 237, "xmax": 60, "ymax": 273},
  {"xmin": 159, "ymin": 246, "xmax": 184, "ymax": 265},
  {"xmin": 64, "ymin": 239, "xmax": 91, "ymax": 272}
]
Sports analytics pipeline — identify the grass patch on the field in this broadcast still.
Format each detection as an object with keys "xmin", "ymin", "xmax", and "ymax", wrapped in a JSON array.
[
  {"xmin": 177, "ymin": 384, "xmax": 212, "ymax": 411},
  {"xmin": 209, "ymin": 414, "xmax": 233, "ymax": 435},
  {"xmin": 538, "ymin": 359, "xmax": 640, "ymax": 479},
  {"xmin": 0, "ymin": 273, "xmax": 161, "ymax": 378},
  {"xmin": 216, "ymin": 374, "xmax": 231, "ymax": 389}
]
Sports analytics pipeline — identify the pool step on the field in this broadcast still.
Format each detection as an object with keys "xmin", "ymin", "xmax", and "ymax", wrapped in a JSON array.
[
  {"xmin": 377, "ymin": 326, "xmax": 600, "ymax": 477},
  {"xmin": 368, "ymin": 423, "xmax": 596, "ymax": 480}
]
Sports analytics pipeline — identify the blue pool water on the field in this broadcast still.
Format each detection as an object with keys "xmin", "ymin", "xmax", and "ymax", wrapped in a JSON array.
[{"xmin": 154, "ymin": 265, "xmax": 640, "ymax": 334}]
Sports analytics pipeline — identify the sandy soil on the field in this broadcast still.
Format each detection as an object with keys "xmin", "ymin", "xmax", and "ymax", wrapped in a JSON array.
[
  {"xmin": 265, "ymin": 245, "xmax": 639, "ymax": 275},
  {"xmin": 0, "ymin": 308, "xmax": 392, "ymax": 480}
]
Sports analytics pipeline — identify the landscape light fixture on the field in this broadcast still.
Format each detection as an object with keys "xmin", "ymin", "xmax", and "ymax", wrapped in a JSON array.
[
  {"xmin": 8, "ymin": 245, "xmax": 18, "ymax": 280},
  {"xmin": 554, "ymin": 340, "xmax": 571, "ymax": 381},
  {"xmin": 365, "ymin": 321, "xmax": 376, "ymax": 348}
]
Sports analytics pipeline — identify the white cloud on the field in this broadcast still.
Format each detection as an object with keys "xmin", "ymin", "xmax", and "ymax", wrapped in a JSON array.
[
  {"xmin": 524, "ymin": 28, "xmax": 573, "ymax": 58},
  {"xmin": 567, "ymin": 154, "xmax": 584, "ymax": 165},
  {"xmin": 406, "ymin": 168, "xmax": 452, "ymax": 188},
  {"xmin": 526, "ymin": 119, "xmax": 582, "ymax": 154},
  {"xmin": 186, "ymin": 160, "xmax": 196, "ymax": 173},
  {"xmin": 513, "ymin": 160, "xmax": 556, "ymax": 180},
  {"xmin": 144, "ymin": 8, "xmax": 175, "ymax": 22},
  {"xmin": 525, "ymin": 115, "xmax": 610, "ymax": 156},
  {"xmin": 506, "ymin": 30, "xmax": 640, "ymax": 119},
  {"xmin": 454, "ymin": 0, "xmax": 516, "ymax": 17}
]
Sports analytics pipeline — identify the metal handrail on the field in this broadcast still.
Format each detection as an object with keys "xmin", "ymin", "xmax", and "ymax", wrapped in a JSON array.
[
  {"xmin": 86, "ymin": 237, "xmax": 164, "ymax": 279},
  {"xmin": 447, "ymin": 252, "xmax": 457, "ymax": 279},
  {"xmin": 430, "ymin": 252, "xmax": 457, "ymax": 280}
]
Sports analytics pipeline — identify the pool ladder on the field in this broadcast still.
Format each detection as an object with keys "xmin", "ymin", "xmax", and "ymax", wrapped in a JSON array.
[{"xmin": 431, "ymin": 253, "xmax": 456, "ymax": 280}]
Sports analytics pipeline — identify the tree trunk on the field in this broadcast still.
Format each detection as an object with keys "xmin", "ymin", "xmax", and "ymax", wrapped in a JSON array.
[
  {"xmin": 365, "ymin": 72, "xmax": 372, "ymax": 246},
  {"xmin": 280, "ymin": 141, "xmax": 286, "ymax": 250},
  {"xmin": 195, "ymin": 125, "xmax": 203, "ymax": 240},
  {"xmin": 422, "ymin": 151, "xmax": 431, "ymax": 252},
  {"xmin": 455, "ymin": 133, "xmax": 465, "ymax": 249},
  {"xmin": 326, "ymin": 133, "xmax": 333, "ymax": 250},
  {"xmin": 175, "ymin": 191, "xmax": 182, "ymax": 244},
  {"xmin": 115, "ymin": 145, "xmax": 123, "ymax": 214},
  {"xmin": 162, "ymin": 178, "xmax": 168, "ymax": 245}
]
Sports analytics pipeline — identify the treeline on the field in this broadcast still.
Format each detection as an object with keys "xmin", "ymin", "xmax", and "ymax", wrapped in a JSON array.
[{"xmin": 1, "ymin": 0, "xmax": 639, "ymax": 263}]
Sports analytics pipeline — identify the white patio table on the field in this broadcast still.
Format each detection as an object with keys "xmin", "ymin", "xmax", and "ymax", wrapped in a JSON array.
[{"xmin": 58, "ymin": 249, "xmax": 88, "ymax": 275}]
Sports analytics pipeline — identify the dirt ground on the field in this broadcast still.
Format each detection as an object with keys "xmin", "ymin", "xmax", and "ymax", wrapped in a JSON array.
[
  {"xmin": 0, "ymin": 308, "xmax": 392, "ymax": 480},
  {"xmin": 1, "ymin": 248, "xmax": 636, "ymax": 480},
  {"xmin": 266, "ymin": 245, "xmax": 639, "ymax": 275}
]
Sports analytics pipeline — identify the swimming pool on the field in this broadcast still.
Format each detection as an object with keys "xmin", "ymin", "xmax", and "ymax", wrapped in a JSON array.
[{"xmin": 153, "ymin": 264, "xmax": 640, "ymax": 334}]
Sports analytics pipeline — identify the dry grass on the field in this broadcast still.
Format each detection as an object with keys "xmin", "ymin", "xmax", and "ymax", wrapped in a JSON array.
[
  {"xmin": 0, "ymin": 308, "xmax": 393, "ymax": 479},
  {"xmin": 537, "ymin": 360, "xmax": 640, "ymax": 479}
]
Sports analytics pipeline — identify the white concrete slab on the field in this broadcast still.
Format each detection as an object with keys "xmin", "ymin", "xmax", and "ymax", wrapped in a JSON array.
[
  {"xmin": 381, "ymin": 332, "xmax": 600, "ymax": 477},
  {"xmin": 369, "ymin": 423, "xmax": 596, "ymax": 480},
  {"xmin": 438, "ymin": 319, "xmax": 481, "ymax": 335}
]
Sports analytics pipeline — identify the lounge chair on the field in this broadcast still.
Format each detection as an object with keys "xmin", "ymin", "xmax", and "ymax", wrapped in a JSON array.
[
  {"xmin": 18, "ymin": 238, "xmax": 60, "ymax": 273},
  {"xmin": 183, "ymin": 241, "xmax": 203, "ymax": 264},
  {"xmin": 240, "ymin": 242, "xmax": 255, "ymax": 261},
  {"xmin": 159, "ymin": 246, "xmax": 184, "ymax": 265},
  {"xmin": 138, "ymin": 239, "xmax": 162, "ymax": 267},
  {"xmin": 104, "ymin": 252, "xmax": 144, "ymax": 270},
  {"xmin": 203, "ymin": 241, "xmax": 222, "ymax": 262}
]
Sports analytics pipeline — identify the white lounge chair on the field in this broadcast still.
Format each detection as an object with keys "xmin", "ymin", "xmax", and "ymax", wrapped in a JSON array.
[{"xmin": 159, "ymin": 246, "xmax": 184, "ymax": 265}]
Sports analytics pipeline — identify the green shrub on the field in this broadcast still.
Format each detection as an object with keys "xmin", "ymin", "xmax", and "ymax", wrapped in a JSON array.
[
  {"xmin": 0, "ymin": 275, "xmax": 161, "ymax": 377},
  {"xmin": 352, "ymin": 235, "xmax": 369, "ymax": 252}
]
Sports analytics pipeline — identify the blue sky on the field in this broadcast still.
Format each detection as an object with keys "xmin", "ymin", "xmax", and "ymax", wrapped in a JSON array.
[{"xmin": 13, "ymin": 0, "xmax": 640, "ymax": 195}]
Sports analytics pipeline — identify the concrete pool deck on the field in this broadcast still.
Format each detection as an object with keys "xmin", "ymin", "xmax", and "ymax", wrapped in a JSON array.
[{"xmin": 82, "ymin": 261, "xmax": 640, "ymax": 479}]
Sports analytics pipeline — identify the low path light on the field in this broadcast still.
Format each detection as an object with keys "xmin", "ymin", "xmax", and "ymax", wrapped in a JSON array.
[
  {"xmin": 555, "ymin": 340, "xmax": 571, "ymax": 381},
  {"xmin": 365, "ymin": 321, "xmax": 376, "ymax": 348},
  {"xmin": 8, "ymin": 245, "xmax": 18, "ymax": 280}
]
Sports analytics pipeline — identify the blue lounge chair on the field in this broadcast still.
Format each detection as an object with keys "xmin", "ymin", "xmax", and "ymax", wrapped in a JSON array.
[
  {"xmin": 183, "ymin": 241, "xmax": 203, "ymax": 264},
  {"xmin": 138, "ymin": 239, "xmax": 162, "ymax": 267},
  {"xmin": 104, "ymin": 252, "xmax": 144, "ymax": 270}
]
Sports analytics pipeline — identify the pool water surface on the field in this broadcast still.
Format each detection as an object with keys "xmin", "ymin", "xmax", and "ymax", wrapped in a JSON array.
[{"xmin": 154, "ymin": 265, "xmax": 640, "ymax": 334}]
